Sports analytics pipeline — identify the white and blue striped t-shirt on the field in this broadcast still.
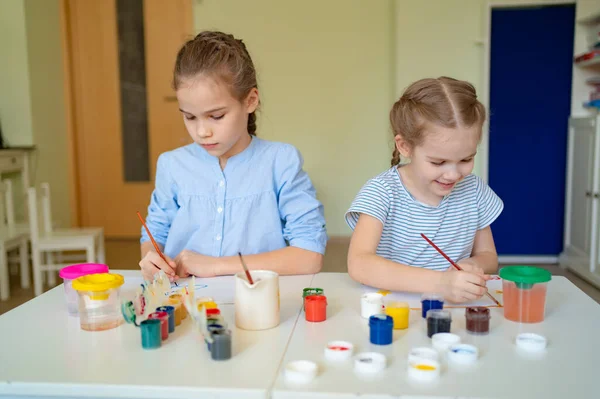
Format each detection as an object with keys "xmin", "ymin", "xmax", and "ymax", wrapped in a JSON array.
[{"xmin": 345, "ymin": 166, "xmax": 504, "ymax": 270}]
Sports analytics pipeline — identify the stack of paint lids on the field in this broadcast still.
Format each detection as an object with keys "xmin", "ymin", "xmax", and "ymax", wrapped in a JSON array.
[{"xmin": 197, "ymin": 297, "xmax": 232, "ymax": 361}]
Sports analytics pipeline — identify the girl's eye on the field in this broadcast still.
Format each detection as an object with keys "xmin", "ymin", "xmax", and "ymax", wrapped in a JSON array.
[
  {"xmin": 462, "ymin": 158, "xmax": 474, "ymax": 163},
  {"xmin": 431, "ymin": 161, "xmax": 444, "ymax": 166},
  {"xmin": 184, "ymin": 115, "xmax": 196, "ymax": 121},
  {"xmin": 211, "ymin": 114, "xmax": 225, "ymax": 120}
]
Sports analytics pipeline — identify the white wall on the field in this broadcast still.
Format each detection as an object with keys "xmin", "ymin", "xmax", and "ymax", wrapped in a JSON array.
[
  {"xmin": 0, "ymin": 0, "xmax": 34, "ymax": 146},
  {"xmin": 395, "ymin": 0, "xmax": 487, "ymax": 176},
  {"xmin": 194, "ymin": 0, "xmax": 395, "ymax": 236},
  {"xmin": 24, "ymin": 0, "xmax": 71, "ymax": 227}
]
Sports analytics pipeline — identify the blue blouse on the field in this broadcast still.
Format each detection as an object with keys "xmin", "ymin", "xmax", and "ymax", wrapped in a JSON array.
[{"xmin": 141, "ymin": 136, "xmax": 328, "ymax": 259}]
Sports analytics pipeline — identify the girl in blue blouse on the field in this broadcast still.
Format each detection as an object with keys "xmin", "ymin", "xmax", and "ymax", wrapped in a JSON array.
[{"xmin": 139, "ymin": 31, "xmax": 327, "ymax": 281}]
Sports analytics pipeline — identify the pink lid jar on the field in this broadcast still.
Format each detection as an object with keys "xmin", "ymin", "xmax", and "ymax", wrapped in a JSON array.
[{"xmin": 59, "ymin": 263, "xmax": 109, "ymax": 315}]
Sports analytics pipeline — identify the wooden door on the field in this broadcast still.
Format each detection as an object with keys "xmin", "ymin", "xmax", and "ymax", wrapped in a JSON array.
[{"xmin": 64, "ymin": 0, "xmax": 193, "ymax": 238}]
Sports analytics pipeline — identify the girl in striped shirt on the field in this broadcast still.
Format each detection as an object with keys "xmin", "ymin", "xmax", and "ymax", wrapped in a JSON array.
[{"xmin": 345, "ymin": 77, "xmax": 503, "ymax": 303}]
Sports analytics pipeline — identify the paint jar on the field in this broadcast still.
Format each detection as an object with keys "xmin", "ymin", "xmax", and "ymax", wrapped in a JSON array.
[
  {"xmin": 206, "ymin": 308, "xmax": 221, "ymax": 317},
  {"xmin": 361, "ymin": 293, "xmax": 385, "ymax": 319},
  {"xmin": 324, "ymin": 341, "xmax": 354, "ymax": 362},
  {"xmin": 197, "ymin": 300, "xmax": 218, "ymax": 311},
  {"xmin": 369, "ymin": 314, "xmax": 393, "ymax": 345},
  {"xmin": 305, "ymin": 295, "xmax": 327, "ymax": 322},
  {"xmin": 465, "ymin": 306, "xmax": 490, "ymax": 334},
  {"xmin": 431, "ymin": 332, "xmax": 460, "ymax": 352},
  {"xmin": 148, "ymin": 311, "xmax": 169, "ymax": 340},
  {"xmin": 59, "ymin": 263, "xmax": 109, "ymax": 315},
  {"xmin": 302, "ymin": 287, "xmax": 324, "ymax": 310},
  {"xmin": 408, "ymin": 359, "xmax": 440, "ymax": 383},
  {"xmin": 140, "ymin": 319, "xmax": 161, "ymax": 349},
  {"xmin": 426, "ymin": 309, "xmax": 451, "ymax": 338},
  {"xmin": 499, "ymin": 266, "xmax": 551, "ymax": 323},
  {"xmin": 385, "ymin": 301, "xmax": 409, "ymax": 329},
  {"xmin": 168, "ymin": 294, "xmax": 186, "ymax": 321},
  {"xmin": 156, "ymin": 305, "xmax": 176, "ymax": 333},
  {"xmin": 207, "ymin": 324, "xmax": 226, "ymax": 349},
  {"xmin": 235, "ymin": 270, "xmax": 280, "ymax": 330},
  {"xmin": 207, "ymin": 315, "xmax": 225, "ymax": 326},
  {"xmin": 421, "ymin": 293, "xmax": 444, "ymax": 318},
  {"xmin": 354, "ymin": 352, "xmax": 386, "ymax": 374},
  {"xmin": 210, "ymin": 329, "xmax": 232, "ymax": 361}
]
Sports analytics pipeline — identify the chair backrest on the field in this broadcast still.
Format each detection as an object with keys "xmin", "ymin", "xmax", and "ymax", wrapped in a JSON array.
[
  {"xmin": 3, "ymin": 180, "xmax": 15, "ymax": 232},
  {"xmin": 0, "ymin": 179, "xmax": 16, "ymax": 234},
  {"xmin": 27, "ymin": 187, "xmax": 40, "ymax": 245},
  {"xmin": 40, "ymin": 183, "xmax": 52, "ymax": 233}
]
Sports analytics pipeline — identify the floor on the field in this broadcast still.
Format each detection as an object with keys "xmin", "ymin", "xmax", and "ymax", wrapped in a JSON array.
[{"xmin": 2, "ymin": 238, "xmax": 600, "ymax": 315}]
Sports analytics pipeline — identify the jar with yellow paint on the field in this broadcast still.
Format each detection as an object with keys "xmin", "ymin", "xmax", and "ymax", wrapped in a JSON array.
[
  {"xmin": 168, "ymin": 293, "xmax": 187, "ymax": 325},
  {"xmin": 385, "ymin": 301, "xmax": 409, "ymax": 329},
  {"xmin": 72, "ymin": 273, "xmax": 124, "ymax": 331}
]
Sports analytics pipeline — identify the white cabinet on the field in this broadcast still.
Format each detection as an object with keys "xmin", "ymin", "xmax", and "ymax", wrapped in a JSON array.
[{"xmin": 559, "ymin": 114, "xmax": 600, "ymax": 287}]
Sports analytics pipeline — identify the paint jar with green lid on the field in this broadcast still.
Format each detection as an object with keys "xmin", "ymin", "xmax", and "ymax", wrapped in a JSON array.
[{"xmin": 499, "ymin": 266, "xmax": 551, "ymax": 323}]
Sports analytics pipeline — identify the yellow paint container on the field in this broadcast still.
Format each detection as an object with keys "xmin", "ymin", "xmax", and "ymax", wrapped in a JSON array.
[{"xmin": 385, "ymin": 301, "xmax": 409, "ymax": 329}]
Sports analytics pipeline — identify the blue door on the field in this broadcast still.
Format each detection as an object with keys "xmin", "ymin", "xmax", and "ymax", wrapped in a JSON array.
[{"xmin": 489, "ymin": 5, "xmax": 575, "ymax": 256}]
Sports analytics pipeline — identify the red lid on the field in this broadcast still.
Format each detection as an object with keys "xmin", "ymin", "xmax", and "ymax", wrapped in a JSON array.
[
  {"xmin": 148, "ymin": 311, "xmax": 168, "ymax": 320},
  {"xmin": 206, "ymin": 308, "xmax": 221, "ymax": 316}
]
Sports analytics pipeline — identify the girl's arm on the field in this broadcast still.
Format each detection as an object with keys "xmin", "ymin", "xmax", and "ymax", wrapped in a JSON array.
[
  {"xmin": 456, "ymin": 226, "xmax": 498, "ymax": 274},
  {"xmin": 139, "ymin": 153, "xmax": 179, "ymax": 280},
  {"xmin": 348, "ymin": 213, "xmax": 443, "ymax": 292},
  {"xmin": 347, "ymin": 213, "xmax": 487, "ymax": 302}
]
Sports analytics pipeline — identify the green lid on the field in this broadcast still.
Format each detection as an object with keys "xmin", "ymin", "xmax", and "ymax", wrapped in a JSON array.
[{"xmin": 499, "ymin": 266, "xmax": 551, "ymax": 289}]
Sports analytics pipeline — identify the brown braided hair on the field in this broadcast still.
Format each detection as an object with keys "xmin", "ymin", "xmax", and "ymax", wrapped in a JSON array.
[
  {"xmin": 173, "ymin": 31, "xmax": 259, "ymax": 135},
  {"xmin": 390, "ymin": 77, "xmax": 486, "ymax": 166}
]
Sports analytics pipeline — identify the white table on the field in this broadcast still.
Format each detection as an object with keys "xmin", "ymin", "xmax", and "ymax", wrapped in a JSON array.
[
  {"xmin": 272, "ymin": 273, "xmax": 600, "ymax": 399},
  {"xmin": 0, "ymin": 272, "xmax": 598, "ymax": 399},
  {"xmin": 0, "ymin": 270, "xmax": 314, "ymax": 399}
]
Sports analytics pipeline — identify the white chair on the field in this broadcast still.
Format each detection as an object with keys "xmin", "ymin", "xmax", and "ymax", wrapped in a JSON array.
[
  {"xmin": 0, "ymin": 180, "xmax": 30, "ymax": 301},
  {"xmin": 28, "ymin": 184, "xmax": 105, "ymax": 297}
]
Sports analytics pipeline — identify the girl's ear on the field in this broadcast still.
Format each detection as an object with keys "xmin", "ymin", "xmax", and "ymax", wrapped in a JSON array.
[
  {"xmin": 394, "ymin": 135, "xmax": 412, "ymax": 158},
  {"xmin": 244, "ymin": 88, "xmax": 259, "ymax": 114}
]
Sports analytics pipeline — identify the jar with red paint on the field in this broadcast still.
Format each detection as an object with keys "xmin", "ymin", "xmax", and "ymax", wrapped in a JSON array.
[
  {"xmin": 465, "ymin": 306, "xmax": 490, "ymax": 334},
  {"xmin": 305, "ymin": 294, "xmax": 327, "ymax": 322}
]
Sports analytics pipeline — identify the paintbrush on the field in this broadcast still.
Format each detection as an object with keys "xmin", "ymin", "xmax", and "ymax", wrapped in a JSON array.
[
  {"xmin": 238, "ymin": 252, "xmax": 254, "ymax": 285},
  {"xmin": 137, "ymin": 211, "xmax": 169, "ymax": 265},
  {"xmin": 420, "ymin": 233, "xmax": 502, "ymax": 307}
]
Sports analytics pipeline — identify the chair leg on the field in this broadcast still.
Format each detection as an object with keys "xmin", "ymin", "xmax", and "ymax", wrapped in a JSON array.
[
  {"xmin": 86, "ymin": 241, "xmax": 96, "ymax": 264},
  {"xmin": 47, "ymin": 252, "xmax": 57, "ymax": 286},
  {"xmin": 19, "ymin": 238, "xmax": 30, "ymax": 289},
  {"xmin": 0, "ymin": 245, "xmax": 9, "ymax": 301},
  {"xmin": 97, "ymin": 233, "xmax": 106, "ymax": 264},
  {"xmin": 33, "ymin": 248, "xmax": 43, "ymax": 297}
]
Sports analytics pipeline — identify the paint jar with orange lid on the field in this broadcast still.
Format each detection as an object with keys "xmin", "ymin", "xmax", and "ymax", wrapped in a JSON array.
[
  {"xmin": 72, "ymin": 273, "xmax": 124, "ymax": 331},
  {"xmin": 499, "ymin": 266, "xmax": 551, "ymax": 323}
]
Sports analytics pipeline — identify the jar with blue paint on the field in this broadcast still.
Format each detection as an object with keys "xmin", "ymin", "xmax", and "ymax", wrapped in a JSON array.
[
  {"xmin": 369, "ymin": 314, "xmax": 393, "ymax": 345},
  {"xmin": 156, "ymin": 305, "xmax": 175, "ymax": 333},
  {"xmin": 421, "ymin": 293, "xmax": 444, "ymax": 318}
]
